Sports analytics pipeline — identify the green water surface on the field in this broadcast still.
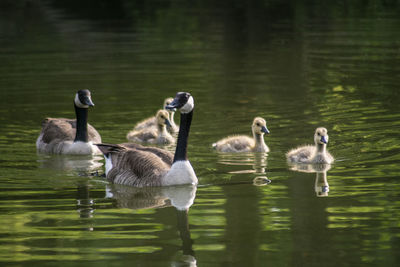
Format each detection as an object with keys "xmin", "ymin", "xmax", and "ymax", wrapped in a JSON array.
[{"xmin": 1, "ymin": 1, "xmax": 400, "ymax": 266}]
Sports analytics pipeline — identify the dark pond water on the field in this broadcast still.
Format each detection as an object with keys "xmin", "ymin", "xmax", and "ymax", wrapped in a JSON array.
[{"xmin": 1, "ymin": 1, "xmax": 400, "ymax": 266}]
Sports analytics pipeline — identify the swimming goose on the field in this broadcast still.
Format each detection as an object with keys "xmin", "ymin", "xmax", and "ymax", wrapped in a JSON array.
[
  {"xmin": 286, "ymin": 127, "xmax": 334, "ymax": 164},
  {"xmin": 36, "ymin": 89, "xmax": 101, "ymax": 155},
  {"xmin": 96, "ymin": 92, "xmax": 197, "ymax": 187},
  {"xmin": 133, "ymin": 97, "xmax": 179, "ymax": 133},
  {"xmin": 126, "ymin": 109, "xmax": 175, "ymax": 145},
  {"xmin": 212, "ymin": 117, "xmax": 270, "ymax": 152}
]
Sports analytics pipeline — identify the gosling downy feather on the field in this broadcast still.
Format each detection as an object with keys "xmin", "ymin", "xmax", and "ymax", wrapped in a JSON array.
[
  {"xmin": 126, "ymin": 109, "xmax": 175, "ymax": 145},
  {"xmin": 36, "ymin": 89, "xmax": 101, "ymax": 155},
  {"xmin": 286, "ymin": 127, "xmax": 334, "ymax": 164},
  {"xmin": 97, "ymin": 92, "xmax": 197, "ymax": 187},
  {"xmin": 212, "ymin": 117, "xmax": 270, "ymax": 152},
  {"xmin": 133, "ymin": 97, "xmax": 179, "ymax": 133}
]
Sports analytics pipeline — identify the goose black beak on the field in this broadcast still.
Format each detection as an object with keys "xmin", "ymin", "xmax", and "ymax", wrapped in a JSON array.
[
  {"xmin": 261, "ymin": 126, "xmax": 270, "ymax": 134},
  {"xmin": 165, "ymin": 100, "xmax": 179, "ymax": 110},
  {"xmin": 84, "ymin": 96, "xmax": 95, "ymax": 107},
  {"xmin": 320, "ymin": 136, "xmax": 327, "ymax": 144},
  {"xmin": 165, "ymin": 105, "xmax": 177, "ymax": 112},
  {"xmin": 165, "ymin": 119, "xmax": 172, "ymax": 127}
]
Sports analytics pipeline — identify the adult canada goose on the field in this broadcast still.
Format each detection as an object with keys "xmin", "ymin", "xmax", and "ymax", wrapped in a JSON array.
[
  {"xmin": 96, "ymin": 92, "xmax": 197, "ymax": 187},
  {"xmin": 126, "ymin": 109, "xmax": 175, "ymax": 145},
  {"xmin": 133, "ymin": 97, "xmax": 179, "ymax": 133},
  {"xmin": 212, "ymin": 117, "xmax": 270, "ymax": 152},
  {"xmin": 36, "ymin": 89, "xmax": 101, "ymax": 155},
  {"xmin": 286, "ymin": 127, "xmax": 334, "ymax": 164}
]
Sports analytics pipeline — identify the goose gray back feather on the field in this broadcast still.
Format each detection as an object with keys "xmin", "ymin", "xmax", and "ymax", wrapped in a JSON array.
[
  {"xmin": 40, "ymin": 118, "xmax": 101, "ymax": 144},
  {"xmin": 97, "ymin": 143, "xmax": 174, "ymax": 187},
  {"xmin": 37, "ymin": 118, "xmax": 101, "ymax": 154}
]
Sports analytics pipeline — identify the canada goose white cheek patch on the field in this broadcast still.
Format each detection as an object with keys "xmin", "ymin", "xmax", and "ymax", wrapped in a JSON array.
[
  {"xmin": 74, "ymin": 94, "xmax": 89, "ymax": 108},
  {"xmin": 180, "ymin": 96, "xmax": 194, "ymax": 114}
]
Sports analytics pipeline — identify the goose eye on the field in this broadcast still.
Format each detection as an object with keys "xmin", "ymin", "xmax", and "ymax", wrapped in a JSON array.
[
  {"xmin": 317, "ymin": 132, "xmax": 320, "ymax": 136},
  {"xmin": 256, "ymin": 123, "xmax": 260, "ymax": 127}
]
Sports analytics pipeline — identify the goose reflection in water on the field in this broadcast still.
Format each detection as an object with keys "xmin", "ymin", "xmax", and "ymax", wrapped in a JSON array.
[
  {"xmin": 217, "ymin": 152, "xmax": 271, "ymax": 186},
  {"xmin": 76, "ymin": 181, "xmax": 96, "ymax": 221},
  {"xmin": 288, "ymin": 163, "xmax": 331, "ymax": 197},
  {"xmin": 37, "ymin": 154, "xmax": 104, "ymax": 173},
  {"xmin": 106, "ymin": 184, "xmax": 197, "ymax": 266}
]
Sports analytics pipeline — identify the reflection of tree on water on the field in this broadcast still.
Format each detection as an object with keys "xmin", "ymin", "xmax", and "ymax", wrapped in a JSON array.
[
  {"xmin": 217, "ymin": 152, "xmax": 271, "ymax": 185},
  {"xmin": 288, "ymin": 163, "xmax": 331, "ymax": 197},
  {"xmin": 106, "ymin": 184, "xmax": 197, "ymax": 266}
]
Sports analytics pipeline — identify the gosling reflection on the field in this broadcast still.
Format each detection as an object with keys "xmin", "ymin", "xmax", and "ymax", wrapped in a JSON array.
[
  {"xmin": 217, "ymin": 152, "xmax": 271, "ymax": 185},
  {"xmin": 288, "ymin": 163, "xmax": 331, "ymax": 197},
  {"xmin": 37, "ymin": 154, "xmax": 103, "ymax": 173},
  {"xmin": 106, "ymin": 184, "xmax": 197, "ymax": 265},
  {"xmin": 315, "ymin": 171, "xmax": 329, "ymax": 197}
]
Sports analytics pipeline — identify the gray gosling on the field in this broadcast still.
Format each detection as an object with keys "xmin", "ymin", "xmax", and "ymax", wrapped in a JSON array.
[
  {"xmin": 286, "ymin": 127, "xmax": 334, "ymax": 164},
  {"xmin": 126, "ymin": 109, "xmax": 175, "ymax": 145},
  {"xmin": 212, "ymin": 117, "xmax": 270, "ymax": 152},
  {"xmin": 133, "ymin": 97, "xmax": 179, "ymax": 133},
  {"xmin": 36, "ymin": 89, "xmax": 101, "ymax": 155},
  {"xmin": 96, "ymin": 92, "xmax": 197, "ymax": 187}
]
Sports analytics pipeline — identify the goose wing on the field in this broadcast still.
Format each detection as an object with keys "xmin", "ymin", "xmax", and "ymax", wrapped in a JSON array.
[
  {"xmin": 120, "ymin": 143, "xmax": 173, "ymax": 165},
  {"xmin": 96, "ymin": 143, "xmax": 173, "ymax": 187},
  {"xmin": 87, "ymin": 123, "xmax": 102, "ymax": 143},
  {"xmin": 41, "ymin": 118, "xmax": 101, "ymax": 143},
  {"xmin": 40, "ymin": 118, "xmax": 75, "ymax": 143}
]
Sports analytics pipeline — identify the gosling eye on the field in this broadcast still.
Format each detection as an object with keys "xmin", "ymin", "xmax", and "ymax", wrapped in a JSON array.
[
  {"xmin": 256, "ymin": 123, "xmax": 260, "ymax": 127},
  {"xmin": 317, "ymin": 132, "xmax": 321, "ymax": 136}
]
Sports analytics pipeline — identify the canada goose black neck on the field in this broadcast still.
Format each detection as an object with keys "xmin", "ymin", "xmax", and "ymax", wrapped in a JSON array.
[
  {"xmin": 173, "ymin": 110, "xmax": 193, "ymax": 163},
  {"xmin": 74, "ymin": 102, "xmax": 89, "ymax": 142}
]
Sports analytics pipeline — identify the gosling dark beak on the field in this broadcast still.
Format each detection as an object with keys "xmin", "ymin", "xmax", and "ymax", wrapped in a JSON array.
[
  {"xmin": 261, "ymin": 126, "xmax": 270, "ymax": 134},
  {"xmin": 84, "ymin": 96, "xmax": 95, "ymax": 107},
  {"xmin": 320, "ymin": 136, "xmax": 327, "ymax": 144},
  {"xmin": 165, "ymin": 119, "xmax": 172, "ymax": 127}
]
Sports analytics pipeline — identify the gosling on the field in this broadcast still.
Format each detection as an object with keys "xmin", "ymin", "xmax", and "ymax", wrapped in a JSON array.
[
  {"xmin": 126, "ymin": 109, "xmax": 175, "ymax": 145},
  {"xmin": 212, "ymin": 117, "xmax": 270, "ymax": 152},
  {"xmin": 133, "ymin": 97, "xmax": 178, "ymax": 133},
  {"xmin": 286, "ymin": 127, "xmax": 334, "ymax": 164}
]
